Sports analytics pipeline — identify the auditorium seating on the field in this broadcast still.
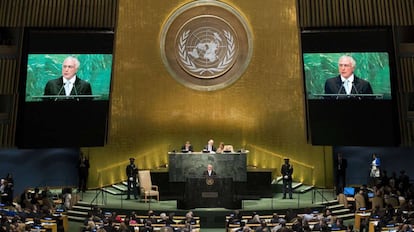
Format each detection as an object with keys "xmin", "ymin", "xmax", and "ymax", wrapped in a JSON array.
[{"xmin": 82, "ymin": 212, "xmax": 201, "ymax": 232}]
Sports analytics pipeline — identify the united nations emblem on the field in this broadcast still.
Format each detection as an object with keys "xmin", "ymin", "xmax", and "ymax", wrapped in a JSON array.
[
  {"xmin": 177, "ymin": 16, "xmax": 236, "ymax": 79},
  {"xmin": 206, "ymin": 177, "xmax": 215, "ymax": 185},
  {"xmin": 160, "ymin": 0, "xmax": 253, "ymax": 91}
]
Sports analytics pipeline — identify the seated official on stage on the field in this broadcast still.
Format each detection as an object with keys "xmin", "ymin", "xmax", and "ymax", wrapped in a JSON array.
[
  {"xmin": 181, "ymin": 141, "xmax": 193, "ymax": 153},
  {"xmin": 216, "ymin": 143, "xmax": 234, "ymax": 154},
  {"xmin": 203, "ymin": 139, "xmax": 216, "ymax": 153}
]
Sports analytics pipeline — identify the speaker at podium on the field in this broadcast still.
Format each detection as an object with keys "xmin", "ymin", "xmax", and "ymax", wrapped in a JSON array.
[{"xmin": 178, "ymin": 177, "xmax": 241, "ymax": 209}]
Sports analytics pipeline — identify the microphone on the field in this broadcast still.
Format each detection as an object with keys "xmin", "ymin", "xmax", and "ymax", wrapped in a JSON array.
[
  {"xmin": 73, "ymin": 82, "xmax": 79, "ymax": 101},
  {"xmin": 351, "ymin": 82, "xmax": 359, "ymax": 94},
  {"xmin": 54, "ymin": 82, "xmax": 68, "ymax": 101},
  {"xmin": 351, "ymin": 82, "xmax": 361, "ymax": 100},
  {"xmin": 336, "ymin": 81, "xmax": 345, "ymax": 99}
]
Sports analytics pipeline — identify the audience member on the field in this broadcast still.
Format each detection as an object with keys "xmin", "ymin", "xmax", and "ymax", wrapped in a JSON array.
[
  {"xmin": 335, "ymin": 153, "xmax": 347, "ymax": 195},
  {"xmin": 19, "ymin": 188, "xmax": 32, "ymax": 209},
  {"xmin": 77, "ymin": 153, "xmax": 90, "ymax": 193},
  {"xmin": 255, "ymin": 220, "xmax": 270, "ymax": 232},
  {"xmin": 62, "ymin": 187, "xmax": 73, "ymax": 210},
  {"xmin": 355, "ymin": 188, "xmax": 367, "ymax": 211},
  {"xmin": 371, "ymin": 189, "xmax": 384, "ymax": 210}
]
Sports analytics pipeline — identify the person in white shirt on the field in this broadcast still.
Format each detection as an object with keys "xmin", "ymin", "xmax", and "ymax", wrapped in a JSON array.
[{"xmin": 202, "ymin": 164, "xmax": 217, "ymax": 176}]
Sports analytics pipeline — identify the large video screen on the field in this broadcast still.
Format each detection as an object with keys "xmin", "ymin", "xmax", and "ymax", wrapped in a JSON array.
[
  {"xmin": 304, "ymin": 52, "xmax": 391, "ymax": 100},
  {"xmin": 301, "ymin": 28, "xmax": 400, "ymax": 146},
  {"xmin": 25, "ymin": 54, "xmax": 112, "ymax": 102},
  {"xmin": 16, "ymin": 29, "xmax": 114, "ymax": 148}
]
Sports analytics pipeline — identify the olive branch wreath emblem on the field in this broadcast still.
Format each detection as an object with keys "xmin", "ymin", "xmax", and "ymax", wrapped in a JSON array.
[{"xmin": 178, "ymin": 30, "xmax": 235, "ymax": 76}]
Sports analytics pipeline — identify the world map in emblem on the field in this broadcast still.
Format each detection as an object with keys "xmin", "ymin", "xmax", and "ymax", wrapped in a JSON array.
[
  {"xmin": 160, "ymin": 0, "xmax": 253, "ymax": 91},
  {"xmin": 177, "ymin": 26, "xmax": 236, "ymax": 79}
]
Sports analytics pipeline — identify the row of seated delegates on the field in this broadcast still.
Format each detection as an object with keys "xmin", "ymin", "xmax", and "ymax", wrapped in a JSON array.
[
  {"xmin": 226, "ymin": 208, "xmax": 353, "ymax": 232},
  {"xmin": 83, "ymin": 209, "xmax": 199, "ymax": 232},
  {"xmin": 336, "ymin": 168, "xmax": 413, "ymax": 214},
  {"xmin": 341, "ymin": 183, "xmax": 412, "ymax": 214},
  {"xmin": 19, "ymin": 186, "xmax": 62, "ymax": 211},
  {"xmin": 358, "ymin": 202, "xmax": 414, "ymax": 232},
  {"xmin": 0, "ymin": 201, "xmax": 66, "ymax": 232},
  {"xmin": 375, "ymin": 169, "xmax": 411, "ymax": 199},
  {"xmin": 180, "ymin": 140, "xmax": 234, "ymax": 154},
  {"xmin": 0, "ymin": 173, "xmax": 14, "ymax": 206}
]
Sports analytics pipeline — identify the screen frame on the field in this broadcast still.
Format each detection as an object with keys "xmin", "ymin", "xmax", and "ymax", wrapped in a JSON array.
[
  {"xmin": 300, "ymin": 27, "xmax": 400, "ymax": 146},
  {"xmin": 303, "ymin": 52, "xmax": 392, "ymax": 100},
  {"xmin": 16, "ymin": 28, "xmax": 115, "ymax": 148},
  {"xmin": 24, "ymin": 53, "xmax": 113, "ymax": 102}
]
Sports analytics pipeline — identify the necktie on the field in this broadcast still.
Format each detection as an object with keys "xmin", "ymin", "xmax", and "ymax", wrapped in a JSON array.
[
  {"xmin": 65, "ymin": 82, "xmax": 71, "ymax": 96},
  {"xmin": 344, "ymin": 80, "xmax": 350, "ymax": 94}
]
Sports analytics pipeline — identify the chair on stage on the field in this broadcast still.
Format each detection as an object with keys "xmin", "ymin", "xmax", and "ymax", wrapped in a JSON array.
[{"xmin": 138, "ymin": 170, "xmax": 159, "ymax": 202}]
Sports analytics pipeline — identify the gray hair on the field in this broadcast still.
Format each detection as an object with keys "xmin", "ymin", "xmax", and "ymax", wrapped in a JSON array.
[
  {"xmin": 64, "ymin": 56, "xmax": 80, "ymax": 69},
  {"xmin": 338, "ymin": 55, "xmax": 356, "ymax": 68}
]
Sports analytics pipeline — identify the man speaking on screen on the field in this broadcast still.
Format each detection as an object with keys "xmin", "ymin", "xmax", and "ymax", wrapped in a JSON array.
[
  {"xmin": 44, "ymin": 56, "xmax": 92, "ymax": 99},
  {"xmin": 324, "ymin": 55, "xmax": 373, "ymax": 99}
]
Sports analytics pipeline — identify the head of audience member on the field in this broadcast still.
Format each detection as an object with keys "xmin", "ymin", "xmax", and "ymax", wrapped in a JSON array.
[
  {"xmin": 160, "ymin": 212, "xmax": 167, "ymax": 221},
  {"xmin": 251, "ymin": 213, "xmax": 261, "ymax": 223}
]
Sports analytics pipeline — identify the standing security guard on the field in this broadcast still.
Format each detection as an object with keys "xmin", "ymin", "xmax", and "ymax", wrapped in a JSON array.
[
  {"xmin": 126, "ymin": 157, "xmax": 138, "ymax": 200},
  {"xmin": 281, "ymin": 158, "xmax": 293, "ymax": 199}
]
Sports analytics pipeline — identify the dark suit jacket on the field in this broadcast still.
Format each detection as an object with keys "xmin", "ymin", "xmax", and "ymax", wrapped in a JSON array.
[
  {"xmin": 281, "ymin": 164, "xmax": 293, "ymax": 180},
  {"xmin": 180, "ymin": 145, "xmax": 193, "ymax": 152},
  {"xmin": 324, "ymin": 75, "xmax": 373, "ymax": 99},
  {"xmin": 336, "ymin": 157, "xmax": 348, "ymax": 175},
  {"xmin": 44, "ymin": 76, "xmax": 92, "ymax": 97},
  {"xmin": 203, "ymin": 145, "xmax": 216, "ymax": 152},
  {"xmin": 202, "ymin": 170, "xmax": 217, "ymax": 176}
]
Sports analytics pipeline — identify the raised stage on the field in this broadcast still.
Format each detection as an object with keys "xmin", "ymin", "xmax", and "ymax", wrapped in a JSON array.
[{"xmin": 70, "ymin": 186, "xmax": 336, "ymax": 228}]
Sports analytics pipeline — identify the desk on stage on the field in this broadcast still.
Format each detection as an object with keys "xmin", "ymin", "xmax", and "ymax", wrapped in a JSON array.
[
  {"xmin": 178, "ymin": 177, "xmax": 241, "ymax": 209},
  {"xmin": 168, "ymin": 151, "xmax": 247, "ymax": 182},
  {"xmin": 150, "ymin": 151, "xmax": 272, "ymax": 207}
]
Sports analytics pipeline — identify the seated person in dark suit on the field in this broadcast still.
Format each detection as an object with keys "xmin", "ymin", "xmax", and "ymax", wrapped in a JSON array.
[
  {"xmin": 44, "ymin": 56, "xmax": 92, "ymax": 99},
  {"xmin": 203, "ymin": 139, "xmax": 216, "ymax": 153},
  {"xmin": 202, "ymin": 164, "xmax": 217, "ymax": 177},
  {"xmin": 181, "ymin": 141, "xmax": 193, "ymax": 152},
  {"xmin": 324, "ymin": 55, "xmax": 373, "ymax": 99}
]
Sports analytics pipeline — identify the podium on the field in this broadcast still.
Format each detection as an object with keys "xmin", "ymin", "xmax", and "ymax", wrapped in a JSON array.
[
  {"xmin": 178, "ymin": 177, "xmax": 241, "ymax": 209},
  {"xmin": 31, "ymin": 95, "xmax": 102, "ymax": 101},
  {"xmin": 312, "ymin": 93, "xmax": 384, "ymax": 100}
]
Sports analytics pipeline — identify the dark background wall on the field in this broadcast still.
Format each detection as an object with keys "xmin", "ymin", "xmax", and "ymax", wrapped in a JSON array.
[
  {"xmin": 334, "ymin": 146, "xmax": 414, "ymax": 186},
  {"xmin": 0, "ymin": 148, "xmax": 79, "ymax": 198}
]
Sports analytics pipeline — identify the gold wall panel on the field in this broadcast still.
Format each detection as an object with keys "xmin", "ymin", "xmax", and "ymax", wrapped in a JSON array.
[{"xmin": 86, "ymin": 0, "xmax": 333, "ymax": 189}]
